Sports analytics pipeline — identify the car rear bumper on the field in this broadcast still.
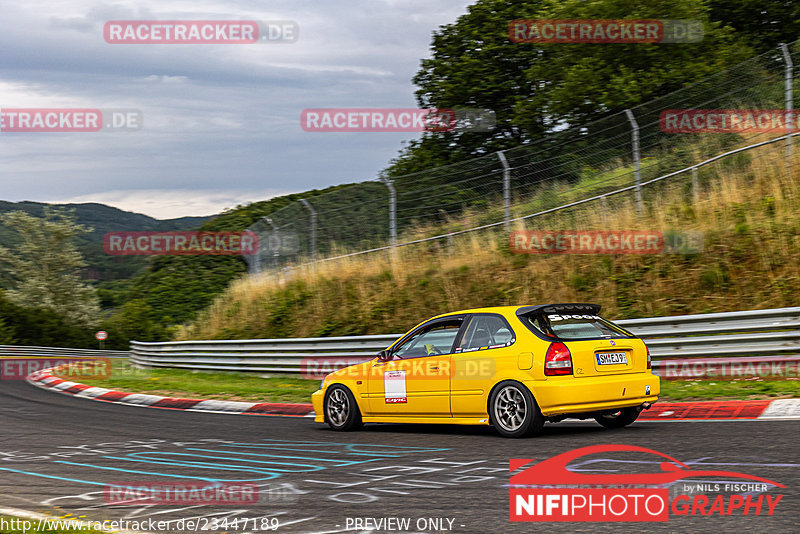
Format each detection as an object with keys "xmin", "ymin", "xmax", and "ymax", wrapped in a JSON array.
[{"xmin": 527, "ymin": 373, "xmax": 660, "ymax": 417}]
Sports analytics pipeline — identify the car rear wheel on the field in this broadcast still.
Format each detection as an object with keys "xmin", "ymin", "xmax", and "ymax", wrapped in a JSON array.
[
  {"xmin": 489, "ymin": 381, "xmax": 544, "ymax": 438},
  {"xmin": 324, "ymin": 385, "xmax": 362, "ymax": 431},
  {"xmin": 594, "ymin": 407, "xmax": 640, "ymax": 429}
]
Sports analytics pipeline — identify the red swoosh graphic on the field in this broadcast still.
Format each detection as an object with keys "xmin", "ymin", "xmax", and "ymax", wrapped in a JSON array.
[{"xmin": 510, "ymin": 444, "xmax": 785, "ymax": 488}]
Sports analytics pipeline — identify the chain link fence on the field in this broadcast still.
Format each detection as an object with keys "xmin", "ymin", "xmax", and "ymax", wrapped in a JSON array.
[{"xmin": 244, "ymin": 40, "xmax": 800, "ymax": 273}]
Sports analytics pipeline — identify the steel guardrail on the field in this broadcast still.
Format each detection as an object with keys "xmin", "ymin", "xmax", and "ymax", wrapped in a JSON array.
[
  {"xmin": 130, "ymin": 333, "xmax": 400, "ymax": 373},
  {"xmin": 128, "ymin": 307, "xmax": 800, "ymax": 374},
  {"xmin": 0, "ymin": 345, "xmax": 130, "ymax": 358}
]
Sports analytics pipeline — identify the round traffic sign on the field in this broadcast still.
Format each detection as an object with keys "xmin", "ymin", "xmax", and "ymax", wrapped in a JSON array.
[{"xmin": 95, "ymin": 330, "xmax": 108, "ymax": 341}]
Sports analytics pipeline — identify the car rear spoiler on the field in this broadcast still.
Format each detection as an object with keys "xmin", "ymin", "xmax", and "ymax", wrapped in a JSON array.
[{"xmin": 516, "ymin": 303, "xmax": 602, "ymax": 317}]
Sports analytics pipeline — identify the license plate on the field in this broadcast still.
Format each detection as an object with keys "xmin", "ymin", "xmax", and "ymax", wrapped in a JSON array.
[{"xmin": 596, "ymin": 352, "xmax": 628, "ymax": 365}]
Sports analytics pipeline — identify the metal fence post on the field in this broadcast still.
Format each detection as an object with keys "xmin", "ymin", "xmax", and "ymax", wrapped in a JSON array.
[
  {"xmin": 624, "ymin": 109, "xmax": 643, "ymax": 214},
  {"xmin": 781, "ymin": 43, "xmax": 793, "ymax": 174},
  {"xmin": 692, "ymin": 166, "xmax": 699, "ymax": 204},
  {"xmin": 497, "ymin": 151, "xmax": 511, "ymax": 230},
  {"xmin": 382, "ymin": 178, "xmax": 397, "ymax": 247},
  {"xmin": 299, "ymin": 198, "xmax": 317, "ymax": 261},
  {"xmin": 262, "ymin": 216, "xmax": 280, "ymax": 269}
]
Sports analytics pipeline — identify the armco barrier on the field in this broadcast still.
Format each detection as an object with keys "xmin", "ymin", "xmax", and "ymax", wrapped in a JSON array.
[
  {"xmin": 0, "ymin": 345, "xmax": 131, "ymax": 380},
  {"xmin": 0, "ymin": 345, "xmax": 130, "ymax": 358},
  {"xmin": 131, "ymin": 334, "xmax": 400, "ymax": 373},
  {"xmin": 129, "ymin": 307, "xmax": 800, "ymax": 375}
]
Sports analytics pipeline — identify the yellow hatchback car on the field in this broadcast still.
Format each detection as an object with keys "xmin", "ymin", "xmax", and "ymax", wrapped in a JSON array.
[{"xmin": 312, "ymin": 303, "xmax": 660, "ymax": 437}]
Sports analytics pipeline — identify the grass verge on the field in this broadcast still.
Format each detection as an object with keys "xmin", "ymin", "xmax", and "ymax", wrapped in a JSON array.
[
  {"xmin": 658, "ymin": 378, "xmax": 800, "ymax": 401},
  {"xmin": 76, "ymin": 365, "xmax": 318, "ymax": 404},
  {"xmin": 71, "ymin": 364, "xmax": 800, "ymax": 404},
  {"xmin": 178, "ymin": 143, "xmax": 800, "ymax": 342}
]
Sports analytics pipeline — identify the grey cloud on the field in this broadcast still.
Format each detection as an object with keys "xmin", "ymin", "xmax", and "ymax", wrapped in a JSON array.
[{"xmin": 0, "ymin": 0, "xmax": 468, "ymax": 217}]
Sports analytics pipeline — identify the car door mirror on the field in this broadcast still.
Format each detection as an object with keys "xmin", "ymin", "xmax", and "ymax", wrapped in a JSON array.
[{"xmin": 377, "ymin": 350, "xmax": 392, "ymax": 361}]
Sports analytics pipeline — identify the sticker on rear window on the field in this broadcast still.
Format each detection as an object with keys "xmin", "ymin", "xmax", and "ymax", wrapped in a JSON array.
[{"xmin": 548, "ymin": 314, "xmax": 602, "ymax": 321}]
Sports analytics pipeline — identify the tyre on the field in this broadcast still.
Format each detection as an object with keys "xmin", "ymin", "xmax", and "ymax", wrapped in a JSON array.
[
  {"xmin": 488, "ymin": 381, "xmax": 544, "ymax": 438},
  {"xmin": 323, "ymin": 385, "xmax": 362, "ymax": 431},
  {"xmin": 594, "ymin": 407, "xmax": 640, "ymax": 429}
]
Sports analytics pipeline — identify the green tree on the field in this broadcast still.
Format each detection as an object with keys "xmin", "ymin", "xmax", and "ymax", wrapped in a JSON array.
[
  {"xmin": 0, "ymin": 292, "xmax": 94, "ymax": 347},
  {"xmin": 102, "ymin": 185, "xmax": 359, "ymax": 343},
  {"xmin": 513, "ymin": 0, "xmax": 750, "ymax": 128},
  {"xmin": 708, "ymin": 0, "xmax": 800, "ymax": 54},
  {"xmin": 385, "ymin": 0, "xmax": 752, "ymax": 176},
  {"xmin": 385, "ymin": 0, "xmax": 549, "ymax": 176},
  {"xmin": 101, "ymin": 299, "xmax": 168, "ymax": 348},
  {"xmin": 0, "ymin": 316, "xmax": 15, "ymax": 344},
  {"xmin": 0, "ymin": 208, "xmax": 100, "ymax": 328}
]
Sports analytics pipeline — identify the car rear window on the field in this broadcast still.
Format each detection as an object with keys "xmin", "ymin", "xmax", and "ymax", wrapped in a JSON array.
[{"xmin": 521, "ymin": 312, "xmax": 634, "ymax": 341}]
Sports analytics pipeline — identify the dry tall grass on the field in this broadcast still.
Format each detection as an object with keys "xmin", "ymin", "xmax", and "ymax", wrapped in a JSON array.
[{"xmin": 178, "ymin": 142, "xmax": 800, "ymax": 340}]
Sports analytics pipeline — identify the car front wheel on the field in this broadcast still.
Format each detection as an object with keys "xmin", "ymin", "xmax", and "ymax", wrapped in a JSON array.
[
  {"xmin": 324, "ymin": 385, "xmax": 362, "ymax": 431},
  {"xmin": 489, "ymin": 381, "xmax": 544, "ymax": 438},
  {"xmin": 594, "ymin": 407, "xmax": 640, "ymax": 429}
]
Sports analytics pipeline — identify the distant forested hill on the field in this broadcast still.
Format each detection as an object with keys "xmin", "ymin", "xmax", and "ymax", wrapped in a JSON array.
[{"xmin": 0, "ymin": 201, "xmax": 211, "ymax": 284}]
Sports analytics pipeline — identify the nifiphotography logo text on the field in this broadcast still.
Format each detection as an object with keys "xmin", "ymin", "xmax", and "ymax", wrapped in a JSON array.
[{"xmin": 509, "ymin": 445, "xmax": 784, "ymax": 522}]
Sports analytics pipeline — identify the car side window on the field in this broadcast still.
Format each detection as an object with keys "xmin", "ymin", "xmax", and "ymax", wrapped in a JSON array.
[
  {"xmin": 458, "ymin": 314, "xmax": 516, "ymax": 352},
  {"xmin": 392, "ymin": 320, "xmax": 463, "ymax": 359}
]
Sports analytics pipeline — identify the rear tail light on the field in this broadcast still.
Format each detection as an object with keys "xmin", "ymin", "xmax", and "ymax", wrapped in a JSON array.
[
  {"xmin": 645, "ymin": 343, "xmax": 652, "ymax": 369},
  {"xmin": 544, "ymin": 342, "xmax": 572, "ymax": 376}
]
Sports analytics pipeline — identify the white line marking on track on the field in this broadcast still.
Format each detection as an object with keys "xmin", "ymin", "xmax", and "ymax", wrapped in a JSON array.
[{"xmin": 0, "ymin": 506, "xmax": 155, "ymax": 534}]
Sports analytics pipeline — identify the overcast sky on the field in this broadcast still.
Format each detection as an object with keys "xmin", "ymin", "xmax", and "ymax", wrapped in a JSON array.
[{"xmin": 0, "ymin": 1, "xmax": 469, "ymax": 219}]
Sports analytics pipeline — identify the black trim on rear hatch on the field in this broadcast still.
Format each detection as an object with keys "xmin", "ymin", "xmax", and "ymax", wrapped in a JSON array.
[{"xmin": 516, "ymin": 303, "xmax": 601, "ymax": 317}]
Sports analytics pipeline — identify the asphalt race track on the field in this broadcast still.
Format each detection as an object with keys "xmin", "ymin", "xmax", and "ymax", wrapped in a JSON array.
[{"xmin": 1, "ymin": 380, "xmax": 797, "ymax": 533}]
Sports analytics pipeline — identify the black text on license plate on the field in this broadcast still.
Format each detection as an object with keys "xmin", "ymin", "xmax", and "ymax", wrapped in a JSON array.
[{"xmin": 596, "ymin": 352, "xmax": 627, "ymax": 365}]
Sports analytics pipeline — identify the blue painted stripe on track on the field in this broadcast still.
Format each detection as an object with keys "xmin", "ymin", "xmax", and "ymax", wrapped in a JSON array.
[
  {"xmin": 0, "ymin": 467, "xmax": 107, "ymax": 486},
  {"xmin": 253, "ymin": 438, "xmax": 451, "ymax": 451},
  {"xmin": 99, "ymin": 455, "xmax": 292, "ymax": 477},
  {"xmin": 53, "ymin": 461, "xmax": 222, "ymax": 481},
  {"xmin": 110, "ymin": 450, "xmax": 377, "ymax": 472},
  {"xmin": 0, "ymin": 439, "xmax": 450, "ymax": 488},
  {"xmin": 219, "ymin": 444, "xmax": 397, "ymax": 456},
  {"xmin": 221, "ymin": 441, "xmax": 450, "ymax": 455},
  {"xmin": 186, "ymin": 447, "xmax": 388, "ymax": 464}
]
